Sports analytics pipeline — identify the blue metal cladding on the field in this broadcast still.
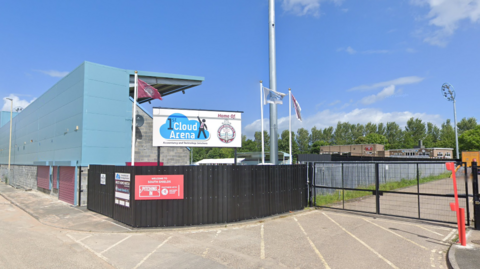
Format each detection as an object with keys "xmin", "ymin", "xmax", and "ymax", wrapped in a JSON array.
[
  {"xmin": 0, "ymin": 63, "xmax": 85, "ymax": 165},
  {"xmin": 0, "ymin": 111, "xmax": 19, "ymax": 127}
]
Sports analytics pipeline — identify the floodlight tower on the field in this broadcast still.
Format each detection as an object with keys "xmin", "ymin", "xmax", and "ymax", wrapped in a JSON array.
[
  {"xmin": 441, "ymin": 83, "xmax": 459, "ymax": 159},
  {"xmin": 269, "ymin": 0, "xmax": 278, "ymax": 164}
]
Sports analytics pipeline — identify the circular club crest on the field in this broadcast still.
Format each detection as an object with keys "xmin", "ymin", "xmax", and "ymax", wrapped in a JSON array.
[{"xmin": 217, "ymin": 120, "xmax": 236, "ymax": 144}]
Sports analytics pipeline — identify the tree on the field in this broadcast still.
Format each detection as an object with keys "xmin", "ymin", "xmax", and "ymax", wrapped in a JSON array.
[
  {"xmin": 385, "ymin": 122, "xmax": 403, "ymax": 150},
  {"xmin": 377, "ymin": 123, "xmax": 386, "ymax": 136},
  {"xmin": 219, "ymin": 148, "xmax": 234, "ymax": 158},
  {"xmin": 364, "ymin": 133, "xmax": 388, "ymax": 145},
  {"xmin": 296, "ymin": 128, "xmax": 310, "ymax": 154},
  {"xmin": 254, "ymin": 131, "xmax": 270, "ymax": 152},
  {"xmin": 323, "ymin": 127, "xmax": 334, "ymax": 144},
  {"xmin": 424, "ymin": 122, "xmax": 440, "ymax": 148},
  {"xmin": 457, "ymin": 117, "xmax": 477, "ymax": 135},
  {"xmin": 365, "ymin": 122, "xmax": 377, "ymax": 135},
  {"xmin": 404, "ymin": 117, "xmax": 426, "ymax": 148},
  {"xmin": 459, "ymin": 125, "xmax": 480, "ymax": 151},
  {"xmin": 239, "ymin": 135, "xmax": 257, "ymax": 152},
  {"xmin": 350, "ymin": 123, "xmax": 365, "ymax": 142},
  {"xmin": 278, "ymin": 130, "xmax": 299, "ymax": 156},
  {"xmin": 437, "ymin": 119, "xmax": 455, "ymax": 149},
  {"xmin": 354, "ymin": 136, "xmax": 368, "ymax": 144},
  {"xmin": 310, "ymin": 140, "xmax": 329, "ymax": 154},
  {"xmin": 309, "ymin": 126, "xmax": 323, "ymax": 145},
  {"xmin": 334, "ymin": 122, "xmax": 351, "ymax": 145},
  {"xmin": 206, "ymin": 148, "xmax": 220, "ymax": 159}
]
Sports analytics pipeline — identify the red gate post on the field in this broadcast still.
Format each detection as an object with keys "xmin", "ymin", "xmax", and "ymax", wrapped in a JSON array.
[{"xmin": 446, "ymin": 162, "xmax": 466, "ymax": 246}]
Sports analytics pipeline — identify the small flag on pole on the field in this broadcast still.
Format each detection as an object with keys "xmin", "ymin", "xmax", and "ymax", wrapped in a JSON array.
[
  {"xmin": 292, "ymin": 94, "xmax": 302, "ymax": 122},
  {"xmin": 137, "ymin": 79, "xmax": 163, "ymax": 100},
  {"xmin": 263, "ymin": 87, "xmax": 286, "ymax": 105}
]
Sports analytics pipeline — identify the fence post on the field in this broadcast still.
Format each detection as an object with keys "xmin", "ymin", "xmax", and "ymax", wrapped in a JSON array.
[
  {"xmin": 375, "ymin": 163, "xmax": 380, "ymax": 214},
  {"xmin": 462, "ymin": 162, "xmax": 470, "ymax": 226},
  {"xmin": 472, "ymin": 161, "xmax": 480, "ymax": 230},
  {"xmin": 417, "ymin": 163, "xmax": 420, "ymax": 219},
  {"xmin": 308, "ymin": 163, "xmax": 313, "ymax": 207}
]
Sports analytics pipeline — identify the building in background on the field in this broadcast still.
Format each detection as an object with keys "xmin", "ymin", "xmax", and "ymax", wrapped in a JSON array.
[
  {"xmin": 320, "ymin": 144, "xmax": 385, "ymax": 157},
  {"xmin": 0, "ymin": 61, "xmax": 204, "ymax": 206},
  {"xmin": 0, "ymin": 111, "xmax": 19, "ymax": 127}
]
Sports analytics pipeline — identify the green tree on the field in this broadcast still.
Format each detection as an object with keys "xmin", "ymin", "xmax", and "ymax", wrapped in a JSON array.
[
  {"xmin": 459, "ymin": 125, "xmax": 480, "ymax": 151},
  {"xmin": 309, "ymin": 126, "xmax": 323, "ymax": 145},
  {"xmin": 254, "ymin": 131, "xmax": 270, "ymax": 152},
  {"xmin": 323, "ymin": 127, "xmax": 334, "ymax": 144},
  {"xmin": 310, "ymin": 140, "xmax": 329, "ymax": 154},
  {"xmin": 239, "ymin": 135, "xmax": 257, "ymax": 152},
  {"xmin": 365, "ymin": 122, "xmax": 377, "ymax": 135},
  {"xmin": 364, "ymin": 133, "xmax": 388, "ymax": 145},
  {"xmin": 457, "ymin": 117, "xmax": 477, "ymax": 135},
  {"xmin": 296, "ymin": 128, "xmax": 310, "ymax": 154},
  {"xmin": 385, "ymin": 122, "xmax": 403, "ymax": 150},
  {"xmin": 377, "ymin": 123, "xmax": 386, "ymax": 136},
  {"xmin": 278, "ymin": 130, "xmax": 299, "ymax": 156},
  {"xmin": 350, "ymin": 123, "xmax": 365, "ymax": 142},
  {"xmin": 192, "ymin": 148, "xmax": 207, "ymax": 162},
  {"xmin": 206, "ymin": 148, "xmax": 220, "ymax": 159},
  {"xmin": 404, "ymin": 117, "xmax": 426, "ymax": 148},
  {"xmin": 334, "ymin": 122, "xmax": 352, "ymax": 145},
  {"xmin": 354, "ymin": 136, "xmax": 368, "ymax": 144},
  {"xmin": 219, "ymin": 148, "xmax": 234, "ymax": 158},
  {"xmin": 437, "ymin": 119, "xmax": 455, "ymax": 149},
  {"xmin": 424, "ymin": 122, "xmax": 440, "ymax": 148}
]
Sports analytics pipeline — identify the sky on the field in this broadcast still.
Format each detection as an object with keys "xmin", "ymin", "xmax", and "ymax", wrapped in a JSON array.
[{"xmin": 1, "ymin": 0, "xmax": 480, "ymax": 139}]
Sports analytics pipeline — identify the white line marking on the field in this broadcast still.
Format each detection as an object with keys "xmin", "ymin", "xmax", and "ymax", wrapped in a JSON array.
[
  {"xmin": 323, "ymin": 213, "xmax": 399, "ymax": 269},
  {"xmin": 442, "ymin": 229, "xmax": 456, "ymax": 242},
  {"xmin": 202, "ymin": 230, "xmax": 221, "ymax": 258},
  {"xmin": 261, "ymin": 224, "xmax": 265, "ymax": 259},
  {"xmin": 78, "ymin": 234, "xmax": 92, "ymax": 242},
  {"xmin": 67, "ymin": 234, "xmax": 110, "ymax": 264},
  {"xmin": 363, "ymin": 218, "xmax": 428, "ymax": 250},
  {"xmin": 133, "ymin": 236, "xmax": 172, "ymax": 269},
  {"xmin": 100, "ymin": 235, "xmax": 132, "ymax": 254},
  {"xmin": 415, "ymin": 225, "xmax": 443, "ymax": 236},
  {"xmin": 294, "ymin": 217, "xmax": 330, "ymax": 269},
  {"xmin": 108, "ymin": 221, "xmax": 132, "ymax": 231}
]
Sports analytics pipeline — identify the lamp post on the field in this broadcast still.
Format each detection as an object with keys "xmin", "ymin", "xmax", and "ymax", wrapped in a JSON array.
[
  {"xmin": 441, "ymin": 83, "xmax": 459, "ymax": 160},
  {"xmin": 5, "ymin": 98, "xmax": 13, "ymax": 185}
]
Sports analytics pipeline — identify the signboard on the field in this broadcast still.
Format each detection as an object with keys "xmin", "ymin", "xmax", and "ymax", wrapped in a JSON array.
[
  {"xmin": 153, "ymin": 108, "xmax": 242, "ymax": 148},
  {"xmin": 100, "ymin": 174, "xmax": 106, "ymax": 185},
  {"xmin": 135, "ymin": 175, "xmax": 184, "ymax": 200},
  {"xmin": 365, "ymin": 146, "xmax": 373, "ymax": 151},
  {"xmin": 115, "ymin": 172, "xmax": 131, "ymax": 207}
]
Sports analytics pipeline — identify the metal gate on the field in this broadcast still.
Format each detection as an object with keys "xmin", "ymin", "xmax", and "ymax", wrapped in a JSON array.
[
  {"xmin": 311, "ymin": 161, "xmax": 470, "ymax": 224},
  {"xmin": 59, "ymin": 166, "xmax": 75, "ymax": 205}
]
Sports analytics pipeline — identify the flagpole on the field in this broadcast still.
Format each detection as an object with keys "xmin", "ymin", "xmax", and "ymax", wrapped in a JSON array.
[
  {"xmin": 131, "ymin": 71, "xmax": 138, "ymax": 166},
  {"xmin": 260, "ymin": 81, "xmax": 265, "ymax": 164},
  {"xmin": 289, "ymin": 88, "xmax": 292, "ymax": 165}
]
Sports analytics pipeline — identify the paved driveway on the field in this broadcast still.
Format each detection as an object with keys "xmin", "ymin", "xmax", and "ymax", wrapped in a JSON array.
[{"xmin": 66, "ymin": 209, "xmax": 455, "ymax": 269}]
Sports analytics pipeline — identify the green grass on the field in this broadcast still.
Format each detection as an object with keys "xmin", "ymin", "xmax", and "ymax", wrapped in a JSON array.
[{"xmin": 315, "ymin": 171, "xmax": 452, "ymax": 207}]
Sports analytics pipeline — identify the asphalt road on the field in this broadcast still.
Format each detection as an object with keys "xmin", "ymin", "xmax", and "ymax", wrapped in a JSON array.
[{"xmin": 0, "ymin": 191, "xmax": 457, "ymax": 269}]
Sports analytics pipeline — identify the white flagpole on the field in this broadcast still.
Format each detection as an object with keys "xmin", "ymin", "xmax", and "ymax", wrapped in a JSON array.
[
  {"xmin": 289, "ymin": 88, "xmax": 292, "ymax": 165},
  {"xmin": 131, "ymin": 71, "xmax": 138, "ymax": 166},
  {"xmin": 260, "ymin": 81, "xmax": 265, "ymax": 164}
]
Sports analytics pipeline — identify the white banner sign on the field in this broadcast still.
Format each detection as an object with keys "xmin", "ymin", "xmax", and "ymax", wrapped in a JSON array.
[{"xmin": 153, "ymin": 108, "xmax": 242, "ymax": 148}]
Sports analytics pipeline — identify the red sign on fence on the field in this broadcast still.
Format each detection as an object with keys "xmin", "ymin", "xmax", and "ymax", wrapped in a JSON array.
[{"xmin": 135, "ymin": 175, "xmax": 184, "ymax": 200}]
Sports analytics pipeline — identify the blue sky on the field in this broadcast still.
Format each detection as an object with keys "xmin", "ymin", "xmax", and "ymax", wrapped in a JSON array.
[{"xmin": 1, "ymin": 0, "xmax": 480, "ymax": 139}]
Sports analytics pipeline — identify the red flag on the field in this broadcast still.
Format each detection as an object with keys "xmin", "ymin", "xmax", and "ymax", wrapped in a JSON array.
[{"xmin": 137, "ymin": 79, "xmax": 162, "ymax": 100}]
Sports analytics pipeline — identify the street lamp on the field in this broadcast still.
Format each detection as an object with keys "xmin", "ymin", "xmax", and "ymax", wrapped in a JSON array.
[
  {"xmin": 5, "ymin": 98, "xmax": 13, "ymax": 185},
  {"xmin": 441, "ymin": 83, "xmax": 459, "ymax": 160}
]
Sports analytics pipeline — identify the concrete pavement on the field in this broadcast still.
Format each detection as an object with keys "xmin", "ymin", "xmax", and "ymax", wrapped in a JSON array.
[{"xmin": 0, "ymin": 182, "xmax": 472, "ymax": 268}]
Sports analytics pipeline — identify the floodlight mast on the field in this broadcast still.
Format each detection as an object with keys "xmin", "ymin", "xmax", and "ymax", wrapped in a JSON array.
[
  {"xmin": 441, "ymin": 83, "xmax": 459, "ymax": 160},
  {"xmin": 268, "ymin": 0, "xmax": 278, "ymax": 164}
]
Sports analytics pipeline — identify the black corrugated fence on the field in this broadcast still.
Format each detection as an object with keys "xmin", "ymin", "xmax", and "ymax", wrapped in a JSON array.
[{"xmin": 87, "ymin": 165, "xmax": 307, "ymax": 228}]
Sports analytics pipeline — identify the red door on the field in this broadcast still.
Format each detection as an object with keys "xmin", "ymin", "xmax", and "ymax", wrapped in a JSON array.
[
  {"xmin": 59, "ymin": 167, "xmax": 75, "ymax": 205},
  {"xmin": 37, "ymin": 166, "xmax": 50, "ymax": 190},
  {"xmin": 52, "ymin": 167, "xmax": 58, "ymax": 189}
]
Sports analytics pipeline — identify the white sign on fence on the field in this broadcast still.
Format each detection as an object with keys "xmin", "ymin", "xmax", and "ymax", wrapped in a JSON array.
[{"xmin": 153, "ymin": 108, "xmax": 242, "ymax": 148}]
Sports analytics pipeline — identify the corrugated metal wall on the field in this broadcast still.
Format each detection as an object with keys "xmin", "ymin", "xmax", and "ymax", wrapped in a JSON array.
[{"xmin": 88, "ymin": 165, "xmax": 307, "ymax": 228}]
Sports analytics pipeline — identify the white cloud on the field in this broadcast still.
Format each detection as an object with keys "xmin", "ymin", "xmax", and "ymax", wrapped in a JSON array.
[
  {"xmin": 360, "ymin": 85, "xmax": 396, "ymax": 105},
  {"xmin": 411, "ymin": 0, "xmax": 480, "ymax": 46},
  {"xmin": 35, "ymin": 70, "xmax": 69, "ymax": 78},
  {"xmin": 243, "ymin": 108, "xmax": 442, "ymax": 139},
  {"xmin": 338, "ymin": 46, "xmax": 392, "ymax": 54},
  {"xmin": 345, "ymin": 46, "xmax": 356, "ymax": 54},
  {"xmin": 281, "ymin": 0, "xmax": 342, "ymax": 16},
  {"xmin": 2, "ymin": 94, "xmax": 36, "ymax": 111},
  {"xmin": 329, "ymin": 100, "xmax": 341, "ymax": 106},
  {"xmin": 348, "ymin": 76, "xmax": 425, "ymax": 91}
]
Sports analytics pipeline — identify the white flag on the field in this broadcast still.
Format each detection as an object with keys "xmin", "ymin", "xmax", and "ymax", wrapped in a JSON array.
[
  {"xmin": 292, "ymin": 93, "xmax": 302, "ymax": 122},
  {"xmin": 263, "ymin": 87, "xmax": 286, "ymax": 105}
]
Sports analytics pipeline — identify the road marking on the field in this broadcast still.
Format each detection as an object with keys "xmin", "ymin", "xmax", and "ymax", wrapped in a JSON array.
[
  {"xmin": 363, "ymin": 218, "xmax": 428, "ymax": 250},
  {"xmin": 294, "ymin": 217, "xmax": 330, "ymax": 269},
  {"xmin": 442, "ymin": 229, "xmax": 456, "ymax": 242},
  {"xmin": 261, "ymin": 224, "xmax": 265, "ymax": 259},
  {"xmin": 78, "ymin": 234, "xmax": 92, "ymax": 242},
  {"xmin": 323, "ymin": 213, "xmax": 399, "ymax": 269},
  {"xmin": 415, "ymin": 225, "xmax": 443, "ymax": 236},
  {"xmin": 133, "ymin": 236, "xmax": 172, "ymax": 269},
  {"xmin": 202, "ymin": 230, "xmax": 221, "ymax": 258},
  {"xmin": 100, "ymin": 235, "xmax": 132, "ymax": 254},
  {"xmin": 66, "ymin": 234, "xmax": 110, "ymax": 264}
]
